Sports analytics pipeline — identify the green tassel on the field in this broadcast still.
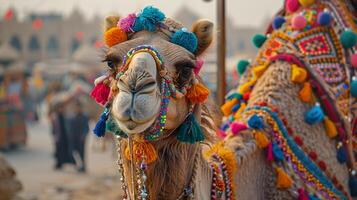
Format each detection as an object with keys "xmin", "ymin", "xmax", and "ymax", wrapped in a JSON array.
[
  {"xmin": 176, "ymin": 114, "xmax": 205, "ymax": 144},
  {"xmin": 106, "ymin": 115, "xmax": 128, "ymax": 138}
]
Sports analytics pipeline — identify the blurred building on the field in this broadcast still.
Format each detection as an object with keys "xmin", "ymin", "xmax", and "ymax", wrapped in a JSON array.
[{"xmin": 0, "ymin": 8, "xmax": 102, "ymax": 67}]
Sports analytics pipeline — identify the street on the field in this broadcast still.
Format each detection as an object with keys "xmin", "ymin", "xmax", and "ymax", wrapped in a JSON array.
[{"xmin": 2, "ymin": 118, "xmax": 122, "ymax": 200}]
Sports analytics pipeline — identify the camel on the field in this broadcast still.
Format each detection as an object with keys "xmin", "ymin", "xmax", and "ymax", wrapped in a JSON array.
[{"xmin": 90, "ymin": 1, "xmax": 357, "ymax": 199}]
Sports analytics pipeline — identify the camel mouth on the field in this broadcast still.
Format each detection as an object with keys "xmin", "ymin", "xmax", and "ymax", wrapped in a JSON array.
[{"xmin": 119, "ymin": 117, "xmax": 157, "ymax": 134}]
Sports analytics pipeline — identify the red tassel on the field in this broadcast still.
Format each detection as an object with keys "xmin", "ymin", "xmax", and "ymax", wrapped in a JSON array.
[
  {"xmin": 90, "ymin": 82, "xmax": 110, "ymax": 105},
  {"xmin": 266, "ymin": 142, "xmax": 274, "ymax": 162},
  {"xmin": 297, "ymin": 188, "xmax": 309, "ymax": 200}
]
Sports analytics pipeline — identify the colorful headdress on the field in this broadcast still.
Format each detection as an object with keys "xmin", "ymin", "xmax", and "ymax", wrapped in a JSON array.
[{"xmin": 103, "ymin": 6, "xmax": 198, "ymax": 54}]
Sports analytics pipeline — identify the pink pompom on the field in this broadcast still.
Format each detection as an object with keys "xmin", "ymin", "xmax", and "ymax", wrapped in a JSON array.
[
  {"xmin": 230, "ymin": 122, "xmax": 248, "ymax": 135},
  {"xmin": 118, "ymin": 13, "xmax": 136, "ymax": 32},
  {"xmin": 286, "ymin": 0, "xmax": 300, "ymax": 13},
  {"xmin": 292, "ymin": 15, "xmax": 307, "ymax": 30},
  {"xmin": 194, "ymin": 58, "xmax": 204, "ymax": 75},
  {"xmin": 216, "ymin": 129, "xmax": 227, "ymax": 138},
  {"xmin": 266, "ymin": 142, "xmax": 274, "ymax": 162},
  {"xmin": 90, "ymin": 83, "xmax": 111, "ymax": 105},
  {"xmin": 351, "ymin": 53, "xmax": 357, "ymax": 68}
]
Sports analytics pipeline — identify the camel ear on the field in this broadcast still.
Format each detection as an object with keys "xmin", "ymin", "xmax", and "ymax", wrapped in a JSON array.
[
  {"xmin": 104, "ymin": 15, "xmax": 120, "ymax": 32},
  {"xmin": 191, "ymin": 19, "xmax": 214, "ymax": 56}
]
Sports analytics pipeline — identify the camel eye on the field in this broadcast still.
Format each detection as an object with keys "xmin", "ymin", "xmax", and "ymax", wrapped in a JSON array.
[
  {"xmin": 174, "ymin": 59, "xmax": 194, "ymax": 89},
  {"xmin": 106, "ymin": 60, "xmax": 115, "ymax": 69}
]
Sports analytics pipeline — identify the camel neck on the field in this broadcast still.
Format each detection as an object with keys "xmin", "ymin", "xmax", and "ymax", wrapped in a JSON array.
[{"xmin": 119, "ymin": 136, "xmax": 212, "ymax": 200}]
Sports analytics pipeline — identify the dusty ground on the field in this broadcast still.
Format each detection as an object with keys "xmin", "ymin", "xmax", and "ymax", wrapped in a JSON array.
[{"xmin": 3, "ymin": 118, "xmax": 124, "ymax": 200}]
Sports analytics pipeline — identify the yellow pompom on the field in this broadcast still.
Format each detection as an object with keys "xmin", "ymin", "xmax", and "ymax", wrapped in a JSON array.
[
  {"xmin": 186, "ymin": 82, "xmax": 210, "ymax": 104},
  {"xmin": 254, "ymin": 131, "xmax": 270, "ymax": 148},
  {"xmin": 299, "ymin": 0, "xmax": 315, "ymax": 7},
  {"xmin": 276, "ymin": 167, "xmax": 293, "ymax": 189},
  {"xmin": 221, "ymin": 98, "xmax": 238, "ymax": 117},
  {"xmin": 252, "ymin": 64, "xmax": 268, "ymax": 78},
  {"xmin": 125, "ymin": 141, "xmax": 158, "ymax": 164},
  {"xmin": 291, "ymin": 64, "xmax": 307, "ymax": 83},
  {"xmin": 299, "ymin": 82, "xmax": 312, "ymax": 103},
  {"xmin": 234, "ymin": 102, "xmax": 246, "ymax": 119},
  {"xmin": 324, "ymin": 117, "xmax": 338, "ymax": 138},
  {"xmin": 104, "ymin": 27, "xmax": 128, "ymax": 47}
]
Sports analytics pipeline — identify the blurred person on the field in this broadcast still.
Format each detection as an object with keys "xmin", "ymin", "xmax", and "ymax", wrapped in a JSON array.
[
  {"xmin": 48, "ymin": 93, "xmax": 75, "ymax": 170},
  {"xmin": 66, "ymin": 98, "xmax": 89, "ymax": 173}
]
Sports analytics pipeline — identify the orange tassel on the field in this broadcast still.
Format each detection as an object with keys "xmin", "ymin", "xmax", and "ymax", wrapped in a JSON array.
[
  {"xmin": 186, "ymin": 82, "xmax": 210, "ymax": 104},
  {"xmin": 104, "ymin": 27, "xmax": 128, "ymax": 47},
  {"xmin": 299, "ymin": 82, "xmax": 312, "ymax": 103},
  {"xmin": 254, "ymin": 131, "xmax": 270, "ymax": 148},
  {"xmin": 125, "ymin": 141, "xmax": 158, "ymax": 164},
  {"xmin": 276, "ymin": 167, "xmax": 293, "ymax": 189},
  {"xmin": 221, "ymin": 98, "xmax": 238, "ymax": 116},
  {"xmin": 324, "ymin": 117, "xmax": 338, "ymax": 138}
]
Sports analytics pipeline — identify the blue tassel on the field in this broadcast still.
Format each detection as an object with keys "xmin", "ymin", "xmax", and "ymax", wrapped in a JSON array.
[
  {"xmin": 171, "ymin": 28, "xmax": 198, "ymax": 53},
  {"xmin": 304, "ymin": 105, "xmax": 325, "ymax": 125},
  {"xmin": 93, "ymin": 111, "xmax": 109, "ymax": 137},
  {"xmin": 349, "ymin": 175, "xmax": 357, "ymax": 197},
  {"xmin": 336, "ymin": 147, "xmax": 347, "ymax": 164},
  {"xmin": 106, "ymin": 115, "xmax": 127, "ymax": 138},
  {"xmin": 247, "ymin": 114, "xmax": 264, "ymax": 129},
  {"xmin": 132, "ymin": 6, "xmax": 165, "ymax": 32},
  {"xmin": 176, "ymin": 114, "xmax": 205, "ymax": 144},
  {"xmin": 272, "ymin": 141, "xmax": 284, "ymax": 162}
]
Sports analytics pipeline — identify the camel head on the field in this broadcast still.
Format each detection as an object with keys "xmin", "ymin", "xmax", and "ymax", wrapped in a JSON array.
[{"xmin": 91, "ymin": 6, "xmax": 214, "ymax": 140}]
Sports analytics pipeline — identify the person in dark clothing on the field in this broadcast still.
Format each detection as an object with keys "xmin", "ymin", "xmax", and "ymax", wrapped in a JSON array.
[
  {"xmin": 66, "ymin": 100, "xmax": 89, "ymax": 173},
  {"xmin": 49, "ymin": 99, "xmax": 75, "ymax": 170}
]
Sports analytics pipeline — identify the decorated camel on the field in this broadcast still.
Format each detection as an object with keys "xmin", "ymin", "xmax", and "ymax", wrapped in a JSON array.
[{"xmin": 90, "ymin": 1, "xmax": 357, "ymax": 199}]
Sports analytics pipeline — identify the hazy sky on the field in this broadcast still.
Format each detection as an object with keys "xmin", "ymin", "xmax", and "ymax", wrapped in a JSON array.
[{"xmin": 0, "ymin": 0, "xmax": 283, "ymax": 27}]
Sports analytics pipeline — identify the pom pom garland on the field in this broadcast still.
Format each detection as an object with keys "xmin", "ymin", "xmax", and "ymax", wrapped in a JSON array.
[
  {"xmin": 298, "ymin": 0, "xmax": 315, "ymax": 7},
  {"xmin": 237, "ymin": 60, "xmax": 250, "ymax": 75},
  {"xmin": 286, "ymin": 0, "xmax": 300, "ymax": 13},
  {"xmin": 252, "ymin": 34, "xmax": 267, "ymax": 48},
  {"xmin": 292, "ymin": 15, "xmax": 307, "ymax": 30},
  {"xmin": 340, "ymin": 30, "xmax": 357, "ymax": 49},
  {"xmin": 104, "ymin": 27, "xmax": 128, "ymax": 47},
  {"xmin": 318, "ymin": 11, "xmax": 332, "ymax": 26},
  {"xmin": 304, "ymin": 104, "xmax": 325, "ymax": 125},
  {"xmin": 171, "ymin": 28, "xmax": 198, "ymax": 53},
  {"xmin": 273, "ymin": 16, "xmax": 286, "ymax": 30}
]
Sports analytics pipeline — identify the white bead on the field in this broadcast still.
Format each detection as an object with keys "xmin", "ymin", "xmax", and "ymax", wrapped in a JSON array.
[{"xmin": 352, "ymin": 170, "xmax": 356, "ymax": 176}]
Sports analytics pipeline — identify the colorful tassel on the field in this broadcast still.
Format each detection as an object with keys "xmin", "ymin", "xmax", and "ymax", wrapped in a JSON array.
[
  {"xmin": 349, "ymin": 175, "xmax": 357, "ymax": 197},
  {"xmin": 299, "ymin": 82, "xmax": 312, "ymax": 103},
  {"xmin": 252, "ymin": 34, "xmax": 267, "ymax": 48},
  {"xmin": 90, "ymin": 82, "xmax": 111, "ymax": 106},
  {"xmin": 272, "ymin": 141, "xmax": 284, "ymax": 161},
  {"xmin": 291, "ymin": 64, "xmax": 307, "ymax": 83},
  {"xmin": 247, "ymin": 114, "xmax": 264, "ymax": 129},
  {"xmin": 230, "ymin": 122, "xmax": 248, "ymax": 135},
  {"xmin": 104, "ymin": 27, "xmax": 128, "ymax": 47},
  {"xmin": 336, "ymin": 146, "xmax": 347, "ymax": 164},
  {"xmin": 237, "ymin": 60, "xmax": 250, "ymax": 75},
  {"xmin": 324, "ymin": 117, "xmax": 338, "ymax": 138},
  {"xmin": 234, "ymin": 102, "xmax": 247, "ymax": 119},
  {"xmin": 221, "ymin": 98, "xmax": 238, "ymax": 116},
  {"xmin": 304, "ymin": 104, "xmax": 325, "ymax": 125},
  {"xmin": 276, "ymin": 167, "xmax": 293, "ymax": 189},
  {"xmin": 176, "ymin": 114, "xmax": 205, "ymax": 144},
  {"xmin": 252, "ymin": 64, "xmax": 268, "ymax": 78},
  {"xmin": 238, "ymin": 79, "xmax": 256, "ymax": 94},
  {"xmin": 124, "ymin": 141, "xmax": 158, "ymax": 164},
  {"xmin": 186, "ymin": 81, "xmax": 210, "ymax": 104},
  {"xmin": 93, "ymin": 111, "xmax": 109, "ymax": 137},
  {"xmin": 297, "ymin": 188, "xmax": 309, "ymax": 200},
  {"xmin": 106, "ymin": 115, "xmax": 127, "ymax": 138},
  {"xmin": 266, "ymin": 142, "xmax": 274, "ymax": 162},
  {"xmin": 351, "ymin": 77, "xmax": 357, "ymax": 97},
  {"xmin": 254, "ymin": 131, "xmax": 270, "ymax": 148}
]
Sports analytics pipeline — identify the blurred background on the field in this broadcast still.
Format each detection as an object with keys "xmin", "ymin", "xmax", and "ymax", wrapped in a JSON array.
[{"xmin": 0, "ymin": 0, "xmax": 281, "ymax": 199}]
